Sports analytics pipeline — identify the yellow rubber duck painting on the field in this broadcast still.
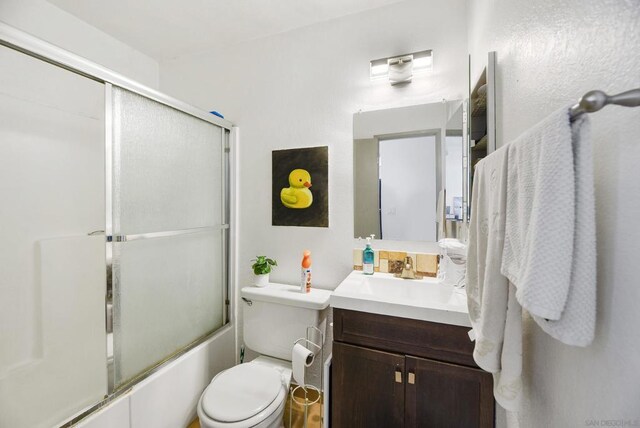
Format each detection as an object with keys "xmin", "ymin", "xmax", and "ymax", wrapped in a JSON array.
[{"xmin": 280, "ymin": 169, "xmax": 313, "ymax": 209}]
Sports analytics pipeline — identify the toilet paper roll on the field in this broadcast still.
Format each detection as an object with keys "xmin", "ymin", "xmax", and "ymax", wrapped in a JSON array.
[{"xmin": 292, "ymin": 343, "xmax": 315, "ymax": 386}]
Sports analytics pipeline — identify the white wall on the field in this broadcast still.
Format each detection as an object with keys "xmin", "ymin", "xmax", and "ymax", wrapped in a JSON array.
[
  {"xmin": 468, "ymin": 1, "xmax": 640, "ymax": 426},
  {"xmin": 160, "ymin": 0, "xmax": 467, "ymax": 285},
  {"xmin": 0, "ymin": 0, "xmax": 159, "ymax": 88},
  {"xmin": 160, "ymin": 0, "xmax": 467, "ymax": 358}
]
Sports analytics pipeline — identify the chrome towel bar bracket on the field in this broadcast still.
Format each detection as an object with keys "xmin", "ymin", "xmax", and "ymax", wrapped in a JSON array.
[{"xmin": 570, "ymin": 88, "xmax": 640, "ymax": 121}]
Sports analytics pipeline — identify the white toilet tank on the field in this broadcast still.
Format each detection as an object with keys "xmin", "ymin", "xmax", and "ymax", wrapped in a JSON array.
[{"xmin": 241, "ymin": 283, "xmax": 332, "ymax": 361}]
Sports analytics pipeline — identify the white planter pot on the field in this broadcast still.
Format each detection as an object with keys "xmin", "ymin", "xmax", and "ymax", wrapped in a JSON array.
[{"xmin": 254, "ymin": 273, "xmax": 269, "ymax": 287}]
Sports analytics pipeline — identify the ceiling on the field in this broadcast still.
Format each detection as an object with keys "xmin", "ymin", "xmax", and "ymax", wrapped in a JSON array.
[{"xmin": 47, "ymin": 0, "xmax": 406, "ymax": 61}]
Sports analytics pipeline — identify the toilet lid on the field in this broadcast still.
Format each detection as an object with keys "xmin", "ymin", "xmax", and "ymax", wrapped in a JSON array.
[{"xmin": 202, "ymin": 364, "xmax": 282, "ymax": 423}]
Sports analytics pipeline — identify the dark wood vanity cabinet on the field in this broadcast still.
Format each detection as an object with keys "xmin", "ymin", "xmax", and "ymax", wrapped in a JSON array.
[
  {"xmin": 331, "ymin": 308, "xmax": 494, "ymax": 428},
  {"xmin": 332, "ymin": 342, "xmax": 405, "ymax": 427}
]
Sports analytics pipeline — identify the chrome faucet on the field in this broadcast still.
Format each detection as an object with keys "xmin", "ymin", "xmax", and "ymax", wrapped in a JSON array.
[{"xmin": 396, "ymin": 256, "xmax": 423, "ymax": 280}]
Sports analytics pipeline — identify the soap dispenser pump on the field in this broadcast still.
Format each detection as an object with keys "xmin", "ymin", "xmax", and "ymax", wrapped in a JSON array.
[{"xmin": 363, "ymin": 235, "xmax": 375, "ymax": 275}]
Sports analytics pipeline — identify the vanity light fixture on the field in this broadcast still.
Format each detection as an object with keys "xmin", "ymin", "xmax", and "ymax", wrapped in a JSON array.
[{"xmin": 370, "ymin": 49, "xmax": 433, "ymax": 85}]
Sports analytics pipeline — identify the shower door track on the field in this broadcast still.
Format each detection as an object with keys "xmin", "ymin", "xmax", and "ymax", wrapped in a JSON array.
[{"xmin": 0, "ymin": 22, "xmax": 236, "ymax": 428}]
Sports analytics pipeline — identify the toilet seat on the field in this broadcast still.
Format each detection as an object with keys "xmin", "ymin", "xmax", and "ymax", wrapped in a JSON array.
[{"xmin": 198, "ymin": 363, "xmax": 287, "ymax": 428}]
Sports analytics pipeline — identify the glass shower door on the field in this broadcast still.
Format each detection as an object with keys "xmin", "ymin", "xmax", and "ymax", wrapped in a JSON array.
[
  {"xmin": 0, "ymin": 32, "xmax": 231, "ymax": 427},
  {"xmin": 110, "ymin": 87, "xmax": 227, "ymax": 389},
  {"xmin": 0, "ymin": 45, "xmax": 107, "ymax": 428}
]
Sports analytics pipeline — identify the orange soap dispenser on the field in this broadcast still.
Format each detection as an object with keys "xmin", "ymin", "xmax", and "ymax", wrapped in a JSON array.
[{"xmin": 300, "ymin": 250, "xmax": 312, "ymax": 293}]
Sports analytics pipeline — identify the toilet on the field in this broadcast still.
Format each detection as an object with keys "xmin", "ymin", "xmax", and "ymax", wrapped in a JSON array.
[{"xmin": 197, "ymin": 283, "xmax": 331, "ymax": 428}]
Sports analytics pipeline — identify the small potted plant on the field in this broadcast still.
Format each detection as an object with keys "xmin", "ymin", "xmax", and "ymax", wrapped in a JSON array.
[{"xmin": 251, "ymin": 255, "xmax": 277, "ymax": 287}]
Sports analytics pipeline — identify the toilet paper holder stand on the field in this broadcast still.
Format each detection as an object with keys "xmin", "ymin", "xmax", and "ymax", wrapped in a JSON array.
[{"xmin": 289, "ymin": 326, "xmax": 324, "ymax": 428}]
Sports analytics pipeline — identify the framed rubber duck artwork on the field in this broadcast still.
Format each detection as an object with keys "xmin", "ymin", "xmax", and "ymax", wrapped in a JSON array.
[{"xmin": 272, "ymin": 146, "xmax": 328, "ymax": 227}]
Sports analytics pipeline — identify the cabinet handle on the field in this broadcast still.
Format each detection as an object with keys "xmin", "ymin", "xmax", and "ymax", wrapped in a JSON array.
[
  {"xmin": 408, "ymin": 371, "xmax": 415, "ymax": 385},
  {"xmin": 395, "ymin": 368, "xmax": 403, "ymax": 383}
]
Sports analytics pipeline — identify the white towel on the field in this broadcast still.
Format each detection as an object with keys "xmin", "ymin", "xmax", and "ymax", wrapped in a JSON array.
[
  {"xmin": 501, "ymin": 107, "xmax": 596, "ymax": 346},
  {"xmin": 466, "ymin": 146, "xmax": 523, "ymax": 411}
]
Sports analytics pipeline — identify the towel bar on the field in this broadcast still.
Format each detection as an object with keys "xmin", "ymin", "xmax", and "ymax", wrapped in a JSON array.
[{"xmin": 570, "ymin": 88, "xmax": 640, "ymax": 121}]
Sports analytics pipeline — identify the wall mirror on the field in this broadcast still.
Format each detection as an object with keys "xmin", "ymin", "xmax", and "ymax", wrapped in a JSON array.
[{"xmin": 353, "ymin": 100, "xmax": 466, "ymax": 242}]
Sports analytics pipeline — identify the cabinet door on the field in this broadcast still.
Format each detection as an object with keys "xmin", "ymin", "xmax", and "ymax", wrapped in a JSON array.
[
  {"xmin": 332, "ymin": 342, "xmax": 405, "ymax": 428},
  {"xmin": 405, "ymin": 356, "xmax": 494, "ymax": 428}
]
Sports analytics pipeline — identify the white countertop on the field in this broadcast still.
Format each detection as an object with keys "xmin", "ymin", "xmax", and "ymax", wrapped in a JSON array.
[{"xmin": 330, "ymin": 271, "xmax": 471, "ymax": 327}]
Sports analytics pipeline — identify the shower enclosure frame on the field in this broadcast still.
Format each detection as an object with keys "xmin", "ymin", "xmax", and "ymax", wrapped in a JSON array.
[{"xmin": 0, "ymin": 22, "xmax": 237, "ymax": 427}]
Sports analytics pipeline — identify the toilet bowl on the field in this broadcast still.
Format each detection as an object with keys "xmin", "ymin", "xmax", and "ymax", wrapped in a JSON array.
[
  {"xmin": 197, "ymin": 357, "xmax": 292, "ymax": 428},
  {"xmin": 198, "ymin": 283, "xmax": 331, "ymax": 428}
]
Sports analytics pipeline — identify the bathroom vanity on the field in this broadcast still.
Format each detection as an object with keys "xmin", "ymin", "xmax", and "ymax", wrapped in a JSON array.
[
  {"xmin": 340, "ymin": 80, "xmax": 495, "ymax": 426},
  {"xmin": 330, "ymin": 272, "xmax": 494, "ymax": 427}
]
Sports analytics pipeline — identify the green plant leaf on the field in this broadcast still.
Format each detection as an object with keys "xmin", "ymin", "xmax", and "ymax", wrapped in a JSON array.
[{"xmin": 251, "ymin": 255, "xmax": 277, "ymax": 275}]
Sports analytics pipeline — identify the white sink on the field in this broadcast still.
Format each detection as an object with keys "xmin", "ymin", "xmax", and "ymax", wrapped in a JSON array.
[{"xmin": 331, "ymin": 271, "xmax": 471, "ymax": 327}]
